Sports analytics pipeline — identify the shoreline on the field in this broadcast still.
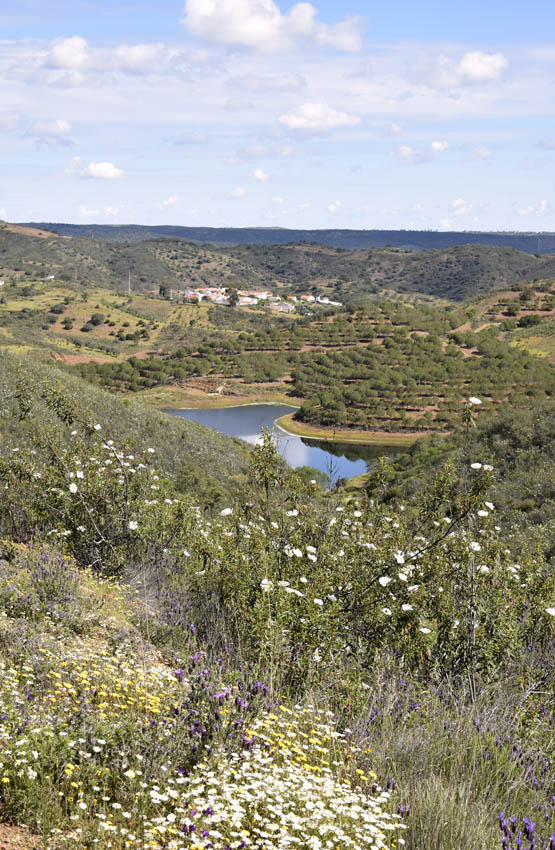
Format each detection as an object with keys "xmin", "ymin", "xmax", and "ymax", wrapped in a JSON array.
[
  {"xmin": 274, "ymin": 413, "xmax": 420, "ymax": 447},
  {"xmin": 164, "ymin": 403, "xmax": 420, "ymax": 448},
  {"xmin": 165, "ymin": 401, "xmax": 300, "ymax": 412}
]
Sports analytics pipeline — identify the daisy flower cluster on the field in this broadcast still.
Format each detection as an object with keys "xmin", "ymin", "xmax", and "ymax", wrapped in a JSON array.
[
  {"xmin": 53, "ymin": 706, "xmax": 406, "ymax": 850},
  {"xmin": 0, "ymin": 604, "xmax": 406, "ymax": 850}
]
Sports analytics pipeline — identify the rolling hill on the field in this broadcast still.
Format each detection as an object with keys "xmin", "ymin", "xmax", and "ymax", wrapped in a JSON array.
[
  {"xmin": 20, "ymin": 221, "xmax": 555, "ymax": 254},
  {"xmin": 3, "ymin": 220, "xmax": 555, "ymax": 302}
]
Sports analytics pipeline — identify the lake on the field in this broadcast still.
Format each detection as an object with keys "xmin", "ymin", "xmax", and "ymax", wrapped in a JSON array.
[{"xmin": 166, "ymin": 404, "xmax": 404, "ymax": 482}]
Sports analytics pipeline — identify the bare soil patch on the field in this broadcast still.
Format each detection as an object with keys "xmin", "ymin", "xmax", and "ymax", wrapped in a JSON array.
[{"xmin": 0, "ymin": 824, "xmax": 41, "ymax": 849}]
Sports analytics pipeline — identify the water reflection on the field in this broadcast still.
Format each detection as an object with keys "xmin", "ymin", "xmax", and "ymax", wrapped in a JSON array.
[{"xmin": 166, "ymin": 404, "xmax": 403, "ymax": 481}]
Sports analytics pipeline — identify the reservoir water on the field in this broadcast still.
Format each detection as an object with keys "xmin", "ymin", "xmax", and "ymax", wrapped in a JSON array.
[{"xmin": 166, "ymin": 404, "xmax": 404, "ymax": 482}]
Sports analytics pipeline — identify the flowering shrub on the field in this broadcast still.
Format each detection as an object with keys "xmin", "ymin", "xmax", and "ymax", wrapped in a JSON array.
[
  {"xmin": 1, "ymin": 404, "xmax": 553, "ymax": 686},
  {"xmin": 149, "ymin": 486, "xmax": 554, "ymax": 688},
  {"xmin": 0, "ymin": 578, "xmax": 406, "ymax": 849},
  {"xmin": 0, "ymin": 385, "xmax": 553, "ymax": 849}
]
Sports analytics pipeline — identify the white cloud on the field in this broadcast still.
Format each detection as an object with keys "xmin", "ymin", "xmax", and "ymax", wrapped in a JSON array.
[
  {"xmin": 48, "ymin": 36, "xmax": 89, "ymax": 69},
  {"xmin": 113, "ymin": 43, "xmax": 165, "ymax": 73},
  {"xmin": 78, "ymin": 204, "xmax": 99, "ymax": 218},
  {"xmin": 327, "ymin": 199, "xmax": 342, "ymax": 213},
  {"xmin": 83, "ymin": 162, "xmax": 125, "ymax": 179},
  {"xmin": 0, "ymin": 208, "xmax": 7, "ymax": 218},
  {"xmin": 456, "ymin": 51, "xmax": 508, "ymax": 83},
  {"xmin": 104, "ymin": 204, "xmax": 125, "ymax": 216},
  {"xmin": 419, "ymin": 50, "xmax": 509, "ymax": 89},
  {"xmin": 279, "ymin": 102, "xmax": 360, "ymax": 132},
  {"xmin": 518, "ymin": 199, "xmax": 549, "ymax": 216},
  {"xmin": 159, "ymin": 195, "xmax": 182, "ymax": 208},
  {"xmin": 396, "ymin": 140, "xmax": 448, "ymax": 165},
  {"xmin": 397, "ymin": 145, "xmax": 419, "ymax": 164},
  {"xmin": 30, "ymin": 118, "xmax": 73, "ymax": 145},
  {"xmin": 64, "ymin": 156, "xmax": 83, "ymax": 175},
  {"xmin": 315, "ymin": 16, "xmax": 363, "ymax": 52},
  {"xmin": 469, "ymin": 146, "xmax": 492, "ymax": 161},
  {"xmin": 298, "ymin": 202, "xmax": 310, "ymax": 210},
  {"xmin": 385, "ymin": 122, "xmax": 402, "ymax": 136},
  {"xmin": 182, "ymin": 0, "xmax": 363, "ymax": 53},
  {"xmin": 451, "ymin": 197, "xmax": 472, "ymax": 217},
  {"xmin": 272, "ymin": 195, "xmax": 284, "ymax": 205},
  {"xmin": 226, "ymin": 186, "xmax": 247, "ymax": 199},
  {"xmin": 253, "ymin": 168, "xmax": 269, "ymax": 181},
  {"xmin": 407, "ymin": 50, "xmax": 509, "ymax": 90}
]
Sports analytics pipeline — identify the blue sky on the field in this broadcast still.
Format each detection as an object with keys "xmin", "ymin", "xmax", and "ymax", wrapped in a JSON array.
[{"xmin": 1, "ymin": 0, "xmax": 554, "ymax": 229}]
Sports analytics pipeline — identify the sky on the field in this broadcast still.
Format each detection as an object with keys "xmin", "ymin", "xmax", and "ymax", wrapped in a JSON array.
[{"xmin": 1, "ymin": 0, "xmax": 554, "ymax": 230}]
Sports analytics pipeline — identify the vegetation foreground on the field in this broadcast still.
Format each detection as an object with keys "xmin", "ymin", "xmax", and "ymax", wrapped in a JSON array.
[{"xmin": 0, "ymin": 364, "xmax": 553, "ymax": 850}]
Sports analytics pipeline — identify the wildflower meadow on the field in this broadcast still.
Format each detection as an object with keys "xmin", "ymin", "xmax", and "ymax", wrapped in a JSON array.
[{"xmin": 0, "ymin": 378, "xmax": 553, "ymax": 849}]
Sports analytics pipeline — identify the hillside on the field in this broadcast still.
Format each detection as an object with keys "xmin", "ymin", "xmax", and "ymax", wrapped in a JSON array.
[
  {"xmin": 1, "ymin": 259, "xmax": 553, "ymax": 437},
  {"xmin": 0, "ymin": 240, "xmax": 553, "ymax": 850},
  {"xmin": 70, "ymin": 290, "xmax": 555, "ymax": 435},
  {"xmin": 367, "ymin": 398, "xmax": 555, "ymax": 562},
  {"xmin": 4, "ymin": 221, "xmax": 555, "ymax": 302},
  {"xmin": 0, "ymin": 368, "xmax": 553, "ymax": 850},
  {"xmin": 20, "ymin": 221, "xmax": 555, "ymax": 254},
  {"xmin": 0, "ymin": 351, "xmax": 249, "ymax": 505}
]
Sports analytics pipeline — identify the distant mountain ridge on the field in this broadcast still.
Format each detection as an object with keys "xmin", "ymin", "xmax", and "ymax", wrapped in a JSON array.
[{"xmin": 20, "ymin": 223, "xmax": 555, "ymax": 254}]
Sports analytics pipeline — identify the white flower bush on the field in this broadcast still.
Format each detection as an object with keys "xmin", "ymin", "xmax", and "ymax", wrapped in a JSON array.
[{"xmin": 0, "ymin": 385, "xmax": 553, "ymax": 850}]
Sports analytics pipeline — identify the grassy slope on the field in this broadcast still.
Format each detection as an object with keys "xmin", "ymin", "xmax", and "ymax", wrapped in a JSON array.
[
  {"xmin": 275, "ymin": 412, "xmax": 420, "ymax": 446},
  {"xmin": 456, "ymin": 279, "xmax": 555, "ymax": 361},
  {"xmin": 0, "ymin": 351, "xmax": 249, "ymax": 503},
  {"xmin": 0, "ymin": 396, "xmax": 553, "ymax": 850}
]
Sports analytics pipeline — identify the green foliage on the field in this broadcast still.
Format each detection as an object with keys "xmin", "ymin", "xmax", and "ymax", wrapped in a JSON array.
[
  {"xmin": 0, "ymin": 352, "xmax": 250, "ymax": 505},
  {"xmin": 70, "ymin": 298, "xmax": 555, "ymax": 434},
  {"xmin": 368, "ymin": 399, "xmax": 555, "ymax": 562},
  {"xmin": 4, "ymin": 223, "xmax": 555, "ymax": 302},
  {"xmin": 0, "ymin": 363, "xmax": 553, "ymax": 850}
]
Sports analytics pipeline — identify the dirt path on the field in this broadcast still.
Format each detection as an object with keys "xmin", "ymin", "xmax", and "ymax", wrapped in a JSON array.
[{"xmin": 0, "ymin": 824, "xmax": 41, "ymax": 849}]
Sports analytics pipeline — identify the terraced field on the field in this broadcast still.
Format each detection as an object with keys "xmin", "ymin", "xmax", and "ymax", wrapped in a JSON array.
[{"xmin": 72, "ymin": 294, "xmax": 555, "ymax": 434}]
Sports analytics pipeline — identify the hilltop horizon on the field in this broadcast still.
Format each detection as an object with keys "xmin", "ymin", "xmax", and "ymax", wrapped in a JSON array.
[
  {"xmin": 15, "ymin": 220, "xmax": 555, "ymax": 254},
  {"xmin": 15, "ymin": 221, "xmax": 555, "ymax": 235}
]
